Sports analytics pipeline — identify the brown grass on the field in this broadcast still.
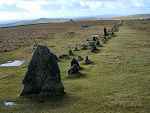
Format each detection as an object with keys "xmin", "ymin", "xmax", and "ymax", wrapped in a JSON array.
[{"xmin": 0, "ymin": 20, "xmax": 117, "ymax": 52}]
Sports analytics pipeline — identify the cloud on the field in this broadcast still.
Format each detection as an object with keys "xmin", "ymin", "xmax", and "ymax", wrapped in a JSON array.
[{"xmin": 0, "ymin": 0, "xmax": 149, "ymax": 21}]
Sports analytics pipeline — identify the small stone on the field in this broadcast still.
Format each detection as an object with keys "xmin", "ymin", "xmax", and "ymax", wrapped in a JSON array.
[
  {"xmin": 84, "ymin": 56, "xmax": 93, "ymax": 65},
  {"xmin": 80, "ymin": 44, "xmax": 88, "ymax": 50},
  {"xmin": 73, "ymin": 47, "xmax": 79, "ymax": 51},
  {"xmin": 69, "ymin": 49, "xmax": 74, "ymax": 56},
  {"xmin": 77, "ymin": 56, "xmax": 84, "ymax": 61},
  {"xmin": 59, "ymin": 54, "xmax": 70, "ymax": 60}
]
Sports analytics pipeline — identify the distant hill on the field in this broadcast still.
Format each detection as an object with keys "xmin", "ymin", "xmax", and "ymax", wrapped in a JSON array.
[
  {"xmin": 0, "ymin": 18, "xmax": 70, "ymax": 28},
  {"xmin": 114, "ymin": 14, "xmax": 150, "ymax": 20},
  {"xmin": 0, "ymin": 15, "xmax": 119, "ymax": 28}
]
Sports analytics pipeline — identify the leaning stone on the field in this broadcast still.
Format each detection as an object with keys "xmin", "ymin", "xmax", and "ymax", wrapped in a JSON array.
[{"xmin": 20, "ymin": 45, "xmax": 65, "ymax": 97}]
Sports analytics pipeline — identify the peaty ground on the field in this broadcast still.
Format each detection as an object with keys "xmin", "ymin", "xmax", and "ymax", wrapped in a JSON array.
[{"xmin": 0, "ymin": 20, "xmax": 150, "ymax": 113}]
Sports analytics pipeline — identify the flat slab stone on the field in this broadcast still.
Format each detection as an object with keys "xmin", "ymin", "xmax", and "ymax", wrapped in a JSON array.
[
  {"xmin": 3, "ymin": 101, "xmax": 16, "ymax": 107},
  {"xmin": 0, "ymin": 60, "xmax": 25, "ymax": 67}
]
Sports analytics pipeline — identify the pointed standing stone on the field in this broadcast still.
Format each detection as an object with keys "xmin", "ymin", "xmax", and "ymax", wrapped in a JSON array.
[{"xmin": 20, "ymin": 45, "xmax": 65, "ymax": 97}]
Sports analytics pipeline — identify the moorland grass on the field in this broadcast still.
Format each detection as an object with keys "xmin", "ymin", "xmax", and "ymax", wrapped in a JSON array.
[{"xmin": 0, "ymin": 20, "xmax": 150, "ymax": 113}]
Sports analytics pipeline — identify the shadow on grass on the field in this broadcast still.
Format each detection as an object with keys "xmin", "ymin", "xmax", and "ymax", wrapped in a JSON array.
[
  {"xmin": 67, "ymin": 72, "xmax": 87, "ymax": 79},
  {"xmin": 0, "ymin": 93, "xmax": 82, "ymax": 113}
]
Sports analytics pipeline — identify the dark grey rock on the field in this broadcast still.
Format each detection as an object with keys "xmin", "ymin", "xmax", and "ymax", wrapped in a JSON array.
[
  {"xmin": 77, "ymin": 56, "xmax": 84, "ymax": 61},
  {"xmin": 69, "ymin": 49, "xmax": 74, "ymax": 56},
  {"xmin": 88, "ymin": 41, "xmax": 98, "ymax": 52},
  {"xmin": 59, "ymin": 54, "xmax": 70, "ymax": 60},
  {"xmin": 71, "ymin": 58, "xmax": 80, "ymax": 68},
  {"xmin": 84, "ymin": 56, "xmax": 93, "ymax": 65},
  {"xmin": 68, "ymin": 64, "xmax": 80, "ymax": 75},
  {"xmin": 20, "ymin": 45, "xmax": 65, "ymax": 97},
  {"xmin": 104, "ymin": 27, "xmax": 108, "ymax": 36},
  {"xmin": 68, "ymin": 58, "xmax": 80, "ymax": 76},
  {"xmin": 73, "ymin": 46, "xmax": 80, "ymax": 51},
  {"xmin": 80, "ymin": 44, "xmax": 88, "ymax": 50}
]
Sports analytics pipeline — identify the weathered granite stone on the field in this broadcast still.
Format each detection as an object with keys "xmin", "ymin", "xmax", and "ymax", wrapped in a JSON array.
[
  {"xmin": 68, "ymin": 58, "xmax": 80, "ymax": 76},
  {"xmin": 20, "ymin": 45, "xmax": 65, "ymax": 97},
  {"xmin": 68, "ymin": 64, "xmax": 80, "ymax": 75},
  {"xmin": 71, "ymin": 58, "xmax": 80, "ymax": 68}
]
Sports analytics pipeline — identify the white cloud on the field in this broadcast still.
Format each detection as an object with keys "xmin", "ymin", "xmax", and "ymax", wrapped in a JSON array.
[
  {"xmin": 0, "ymin": 0, "xmax": 18, "ymax": 6},
  {"xmin": 0, "ymin": 0, "xmax": 148, "ymax": 21},
  {"xmin": 16, "ymin": 0, "xmax": 48, "ymax": 12}
]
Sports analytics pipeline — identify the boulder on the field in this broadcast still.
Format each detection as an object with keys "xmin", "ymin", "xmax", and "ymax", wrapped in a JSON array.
[{"xmin": 20, "ymin": 45, "xmax": 65, "ymax": 97}]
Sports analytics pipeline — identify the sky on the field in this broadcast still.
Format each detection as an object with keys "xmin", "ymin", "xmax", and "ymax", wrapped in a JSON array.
[{"xmin": 0, "ymin": 0, "xmax": 150, "ymax": 22}]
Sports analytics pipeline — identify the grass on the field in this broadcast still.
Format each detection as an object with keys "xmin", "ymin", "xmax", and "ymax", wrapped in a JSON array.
[
  {"xmin": 0, "ymin": 20, "xmax": 117, "ymax": 52},
  {"xmin": 0, "ymin": 20, "xmax": 150, "ymax": 113}
]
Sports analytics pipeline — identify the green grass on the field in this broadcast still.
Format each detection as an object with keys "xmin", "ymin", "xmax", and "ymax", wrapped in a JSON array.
[{"xmin": 0, "ymin": 20, "xmax": 150, "ymax": 113}]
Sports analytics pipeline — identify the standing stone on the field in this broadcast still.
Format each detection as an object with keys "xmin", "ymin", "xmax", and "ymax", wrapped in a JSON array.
[
  {"xmin": 20, "ymin": 45, "xmax": 65, "ymax": 97},
  {"xmin": 104, "ymin": 27, "xmax": 108, "ymax": 36},
  {"xmin": 68, "ymin": 64, "xmax": 80, "ymax": 75},
  {"xmin": 71, "ymin": 58, "xmax": 80, "ymax": 68},
  {"xmin": 84, "ymin": 56, "xmax": 93, "ymax": 65},
  {"xmin": 93, "ymin": 36, "xmax": 97, "ymax": 41},
  {"xmin": 68, "ymin": 58, "xmax": 80, "ymax": 75},
  {"xmin": 69, "ymin": 49, "xmax": 74, "ymax": 56}
]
